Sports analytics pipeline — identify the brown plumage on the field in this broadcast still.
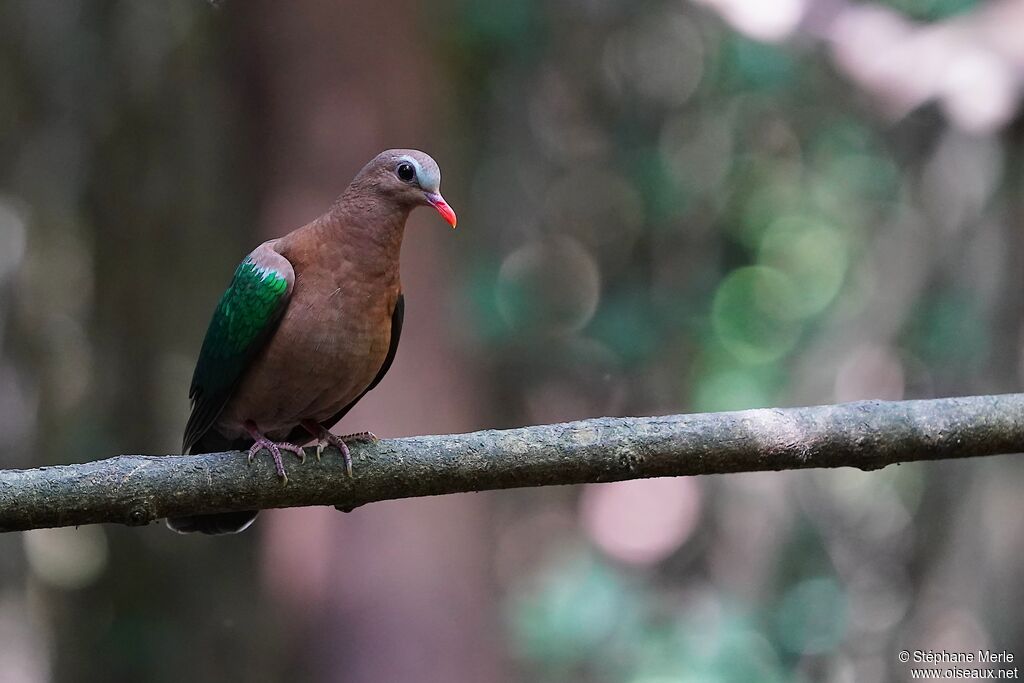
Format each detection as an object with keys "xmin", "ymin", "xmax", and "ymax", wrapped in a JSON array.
[{"xmin": 168, "ymin": 149, "xmax": 456, "ymax": 535}]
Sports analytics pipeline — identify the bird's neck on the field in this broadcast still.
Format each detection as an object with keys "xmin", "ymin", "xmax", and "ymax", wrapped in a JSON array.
[
  {"xmin": 276, "ymin": 192, "xmax": 410, "ymax": 292},
  {"xmin": 320, "ymin": 192, "xmax": 410, "ymax": 275}
]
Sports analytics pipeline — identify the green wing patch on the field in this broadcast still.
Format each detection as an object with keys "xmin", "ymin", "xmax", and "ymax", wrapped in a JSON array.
[
  {"xmin": 183, "ymin": 256, "xmax": 292, "ymax": 452},
  {"xmin": 211, "ymin": 260, "xmax": 290, "ymax": 356}
]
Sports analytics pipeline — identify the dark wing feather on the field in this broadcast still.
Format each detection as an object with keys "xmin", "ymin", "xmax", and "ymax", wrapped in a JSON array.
[{"xmin": 182, "ymin": 247, "xmax": 294, "ymax": 453}]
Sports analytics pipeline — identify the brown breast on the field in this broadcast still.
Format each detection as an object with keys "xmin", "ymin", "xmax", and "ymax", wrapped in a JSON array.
[{"xmin": 216, "ymin": 222, "xmax": 401, "ymax": 441}]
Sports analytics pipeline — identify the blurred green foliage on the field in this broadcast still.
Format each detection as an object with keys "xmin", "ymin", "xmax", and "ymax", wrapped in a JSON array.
[
  {"xmin": 881, "ymin": 0, "xmax": 978, "ymax": 21},
  {"xmin": 447, "ymin": 0, "xmax": 1024, "ymax": 680}
]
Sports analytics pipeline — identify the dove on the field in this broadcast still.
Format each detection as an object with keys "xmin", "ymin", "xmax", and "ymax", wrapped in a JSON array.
[{"xmin": 167, "ymin": 149, "xmax": 456, "ymax": 534}]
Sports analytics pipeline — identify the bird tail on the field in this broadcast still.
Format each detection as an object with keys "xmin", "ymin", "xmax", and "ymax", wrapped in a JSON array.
[
  {"xmin": 166, "ymin": 431, "xmax": 259, "ymax": 535},
  {"xmin": 166, "ymin": 510, "xmax": 258, "ymax": 535}
]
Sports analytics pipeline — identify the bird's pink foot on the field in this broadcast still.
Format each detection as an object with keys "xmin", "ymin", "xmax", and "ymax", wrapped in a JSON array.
[
  {"xmin": 316, "ymin": 431, "xmax": 378, "ymax": 472},
  {"xmin": 301, "ymin": 421, "xmax": 377, "ymax": 477},
  {"xmin": 244, "ymin": 421, "xmax": 305, "ymax": 484}
]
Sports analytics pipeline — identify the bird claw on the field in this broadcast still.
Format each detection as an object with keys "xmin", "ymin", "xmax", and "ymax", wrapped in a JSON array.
[
  {"xmin": 247, "ymin": 437, "xmax": 305, "ymax": 483},
  {"xmin": 312, "ymin": 432, "xmax": 376, "ymax": 477},
  {"xmin": 300, "ymin": 419, "xmax": 375, "ymax": 478},
  {"xmin": 321, "ymin": 435, "xmax": 353, "ymax": 477}
]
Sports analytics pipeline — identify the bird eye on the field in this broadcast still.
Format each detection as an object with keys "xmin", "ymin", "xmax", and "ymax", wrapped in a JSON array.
[{"xmin": 396, "ymin": 162, "xmax": 416, "ymax": 183}]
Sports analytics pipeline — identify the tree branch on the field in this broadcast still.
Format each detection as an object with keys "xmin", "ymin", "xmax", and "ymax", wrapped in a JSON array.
[{"xmin": 2, "ymin": 393, "xmax": 1023, "ymax": 532}]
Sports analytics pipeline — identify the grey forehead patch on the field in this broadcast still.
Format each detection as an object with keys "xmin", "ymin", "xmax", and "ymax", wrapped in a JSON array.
[{"xmin": 399, "ymin": 155, "xmax": 440, "ymax": 192}]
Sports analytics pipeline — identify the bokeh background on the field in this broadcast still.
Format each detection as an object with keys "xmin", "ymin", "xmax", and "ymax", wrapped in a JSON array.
[{"xmin": 1, "ymin": 0, "xmax": 1023, "ymax": 681}]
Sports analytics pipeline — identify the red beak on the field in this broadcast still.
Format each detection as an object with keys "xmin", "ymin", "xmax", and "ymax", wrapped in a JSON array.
[{"xmin": 425, "ymin": 192, "xmax": 457, "ymax": 229}]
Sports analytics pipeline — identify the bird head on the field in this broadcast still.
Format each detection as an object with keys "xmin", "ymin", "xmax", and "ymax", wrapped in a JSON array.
[{"xmin": 354, "ymin": 149, "xmax": 457, "ymax": 228}]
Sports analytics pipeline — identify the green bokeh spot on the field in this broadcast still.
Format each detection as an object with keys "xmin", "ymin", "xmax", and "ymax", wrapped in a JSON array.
[
  {"xmin": 736, "ymin": 170, "xmax": 803, "ymax": 249},
  {"xmin": 459, "ymin": 0, "xmax": 535, "ymax": 46},
  {"xmin": 591, "ymin": 293, "xmax": 659, "ymax": 366},
  {"xmin": 711, "ymin": 266, "xmax": 801, "ymax": 364},
  {"xmin": 775, "ymin": 577, "xmax": 848, "ymax": 654},
  {"xmin": 693, "ymin": 364, "xmax": 780, "ymax": 413},
  {"xmin": 508, "ymin": 552, "xmax": 631, "ymax": 669},
  {"xmin": 631, "ymin": 146, "xmax": 689, "ymax": 224},
  {"xmin": 463, "ymin": 260, "xmax": 506, "ymax": 343},
  {"xmin": 759, "ymin": 215, "xmax": 848, "ymax": 319},
  {"xmin": 725, "ymin": 36, "xmax": 795, "ymax": 91},
  {"xmin": 881, "ymin": 0, "xmax": 977, "ymax": 20},
  {"xmin": 906, "ymin": 291, "xmax": 989, "ymax": 369},
  {"xmin": 822, "ymin": 152, "xmax": 901, "ymax": 205}
]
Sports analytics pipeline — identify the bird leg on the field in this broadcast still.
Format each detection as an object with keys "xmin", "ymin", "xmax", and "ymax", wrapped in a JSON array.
[
  {"xmin": 300, "ymin": 420, "xmax": 378, "ymax": 477},
  {"xmin": 244, "ymin": 421, "xmax": 305, "ymax": 484}
]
